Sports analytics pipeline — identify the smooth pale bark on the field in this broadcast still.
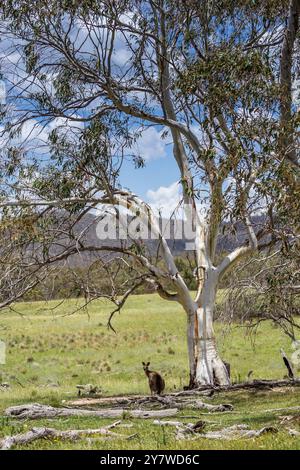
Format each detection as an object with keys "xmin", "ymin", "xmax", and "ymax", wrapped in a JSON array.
[{"xmin": 184, "ymin": 269, "xmax": 230, "ymax": 388}]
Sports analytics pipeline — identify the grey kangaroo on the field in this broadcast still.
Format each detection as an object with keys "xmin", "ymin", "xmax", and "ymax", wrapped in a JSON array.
[{"xmin": 142, "ymin": 361, "xmax": 165, "ymax": 395}]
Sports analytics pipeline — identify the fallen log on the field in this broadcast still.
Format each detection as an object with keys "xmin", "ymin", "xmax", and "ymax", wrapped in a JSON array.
[
  {"xmin": 4, "ymin": 403, "xmax": 178, "ymax": 420},
  {"xmin": 264, "ymin": 405, "xmax": 300, "ymax": 413},
  {"xmin": 199, "ymin": 424, "xmax": 278, "ymax": 440},
  {"xmin": 190, "ymin": 379, "xmax": 300, "ymax": 394},
  {"xmin": 0, "ymin": 421, "xmax": 132, "ymax": 450},
  {"xmin": 288, "ymin": 428, "xmax": 300, "ymax": 437},
  {"xmin": 191, "ymin": 401, "xmax": 233, "ymax": 412},
  {"xmin": 153, "ymin": 420, "xmax": 186, "ymax": 427},
  {"xmin": 67, "ymin": 394, "xmax": 233, "ymax": 413},
  {"xmin": 132, "ymin": 395, "xmax": 233, "ymax": 412},
  {"xmin": 67, "ymin": 380, "xmax": 299, "ymax": 408},
  {"xmin": 279, "ymin": 414, "xmax": 300, "ymax": 424},
  {"xmin": 153, "ymin": 420, "xmax": 278, "ymax": 441},
  {"xmin": 142, "ymin": 379, "xmax": 300, "ymax": 398},
  {"xmin": 67, "ymin": 396, "xmax": 138, "ymax": 407},
  {"xmin": 66, "ymin": 393, "xmax": 214, "ymax": 408},
  {"xmin": 153, "ymin": 419, "xmax": 206, "ymax": 440}
]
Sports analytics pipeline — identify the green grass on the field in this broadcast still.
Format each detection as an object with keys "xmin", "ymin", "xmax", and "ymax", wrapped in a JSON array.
[{"xmin": 0, "ymin": 293, "xmax": 300, "ymax": 450}]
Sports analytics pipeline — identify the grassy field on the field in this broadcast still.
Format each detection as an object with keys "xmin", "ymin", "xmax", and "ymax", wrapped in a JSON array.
[{"xmin": 0, "ymin": 293, "xmax": 300, "ymax": 450}]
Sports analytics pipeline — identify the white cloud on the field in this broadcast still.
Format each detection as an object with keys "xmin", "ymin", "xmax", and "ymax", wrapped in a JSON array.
[
  {"xmin": 132, "ymin": 127, "xmax": 168, "ymax": 161},
  {"xmin": 76, "ymin": 14, "xmax": 133, "ymax": 69},
  {"xmin": 0, "ymin": 115, "xmax": 85, "ymax": 160},
  {"xmin": 146, "ymin": 180, "xmax": 210, "ymax": 221},
  {"xmin": 147, "ymin": 181, "xmax": 181, "ymax": 216},
  {"xmin": 48, "ymin": 116, "xmax": 84, "ymax": 133},
  {"xmin": 21, "ymin": 116, "xmax": 83, "ymax": 145},
  {"xmin": 113, "ymin": 47, "xmax": 131, "ymax": 67}
]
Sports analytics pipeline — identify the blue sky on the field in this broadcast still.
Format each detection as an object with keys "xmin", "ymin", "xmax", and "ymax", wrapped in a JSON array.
[
  {"xmin": 0, "ymin": 28, "xmax": 182, "ymax": 215},
  {"xmin": 6, "ymin": 11, "xmax": 299, "ymax": 216},
  {"xmin": 120, "ymin": 147, "xmax": 179, "ymax": 202}
]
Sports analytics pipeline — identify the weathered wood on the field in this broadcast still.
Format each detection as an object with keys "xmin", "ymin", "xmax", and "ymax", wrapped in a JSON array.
[
  {"xmin": 133, "ymin": 394, "xmax": 233, "ymax": 411},
  {"xmin": 0, "ymin": 421, "xmax": 130, "ymax": 450},
  {"xmin": 192, "ymin": 401, "xmax": 233, "ymax": 412},
  {"xmin": 288, "ymin": 428, "xmax": 300, "ymax": 437},
  {"xmin": 265, "ymin": 405, "xmax": 300, "ymax": 413},
  {"xmin": 198, "ymin": 425, "xmax": 278, "ymax": 441},
  {"xmin": 60, "ymin": 380, "xmax": 300, "ymax": 424},
  {"xmin": 153, "ymin": 419, "xmax": 206, "ymax": 440},
  {"xmin": 153, "ymin": 420, "xmax": 278, "ymax": 441},
  {"xmin": 67, "ymin": 395, "xmax": 143, "ymax": 407},
  {"xmin": 66, "ymin": 394, "xmax": 233, "ymax": 412},
  {"xmin": 279, "ymin": 414, "xmax": 300, "ymax": 425},
  {"xmin": 4, "ymin": 403, "xmax": 178, "ymax": 420},
  {"xmin": 152, "ymin": 379, "xmax": 300, "ymax": 397},
  {"xmin": 196, "ymin": 379, "xmax": 300, "ymax": 393},
  {"xmin": 153, "ymin": 420, "xmax": 186, "ymax": 427},
  {"xmin": 281, "ymin": 348, "xmax": 295, "ymax": 379}
]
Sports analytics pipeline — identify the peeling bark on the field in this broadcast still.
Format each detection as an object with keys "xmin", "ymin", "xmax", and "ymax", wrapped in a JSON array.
[{"xmin": 184, "ymin": 269, "xmax": 230, "ymax": 388}]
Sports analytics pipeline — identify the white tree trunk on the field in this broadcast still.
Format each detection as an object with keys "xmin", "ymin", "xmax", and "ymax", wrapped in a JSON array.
[{"xmin": 185, "ymin": 272, "xmax": 230, "ymax": 388}]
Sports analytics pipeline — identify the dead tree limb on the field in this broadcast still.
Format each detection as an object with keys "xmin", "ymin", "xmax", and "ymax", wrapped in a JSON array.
[
  {"xmin": 4, "ymin": 403, "xmax": 178, "ymax": 420},
  {"xmin": 199, "ymin": 425, "xmax": 278, "ymax": 441},
  {"xmin": 0, "ymin": 422, "xmax": 131, "ymax": 450},
  {"xmin": 191, "ymin": 401, "xmax": 233, "ymax": 412},
  {"xmin": 153, "ymin": 419, "xmax": 206, "ymax": 440},
  {"xmin": 187, "ymin": 379, "xmax": 300, "ymax": 394},
  {"xmin": 288, "ymin": 428, "xmax": 300, "ymax": 437},
  {"xmin": 67, "ymin": 395, "xmax": 144, "ymax": 407},
  {"xmin": 280, "ymin": 349, "xmax": 295, "ymax": 379},
  {"xmin": 151, "ymin": 379, "xmax": 300, "ymax": 396},
  {"xmin": 67, "ymin": 395, "xmax": 233, "ymax": 412},
  {"xmin": 153, "ymin": 420, "xmax": 186, "ymax": 427},
  {"xmin": 64, "ymin": 379, "xmax": 300, "ymax": 409},
  {"xmin": 153, "ymin": 421, "xmax": 278, "ymax": 441},
  {"xmin": 130, "ymin": 395, "xmax": 233, "ymax": 412},
  {"xmin": 265, "ymin": 405, "xmax": 300, "ymax": 413}
]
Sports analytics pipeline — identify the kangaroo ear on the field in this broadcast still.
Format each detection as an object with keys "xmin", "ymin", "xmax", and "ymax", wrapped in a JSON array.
[
  {"xmin": 142, "ymin": 362, "xmax": 145, "ymax": 366},
  {"xmin": 147, "ymin": 362, "xmax": 150, "ymax": 366}
]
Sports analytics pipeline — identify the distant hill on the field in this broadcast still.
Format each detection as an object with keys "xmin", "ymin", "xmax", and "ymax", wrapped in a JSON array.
[{"xmin": 59, "ymin": 212, "xmax": 266, "ymax": 266}]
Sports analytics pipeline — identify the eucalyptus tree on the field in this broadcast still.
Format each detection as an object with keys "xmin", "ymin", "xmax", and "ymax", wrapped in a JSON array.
[{"xmin": 0, "ymin": 0, "xmax": 299, "ymax": 387}]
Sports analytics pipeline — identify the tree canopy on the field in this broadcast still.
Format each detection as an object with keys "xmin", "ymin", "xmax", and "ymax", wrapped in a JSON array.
[{"xmin": 0, "ymin": 0, "xmax": 299, "ymax": 385}]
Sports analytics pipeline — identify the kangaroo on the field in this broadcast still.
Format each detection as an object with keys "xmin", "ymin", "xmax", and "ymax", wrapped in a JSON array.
[{"xmin": 142, "ymin": 361, "xmax": 165, "ymax": 395}]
